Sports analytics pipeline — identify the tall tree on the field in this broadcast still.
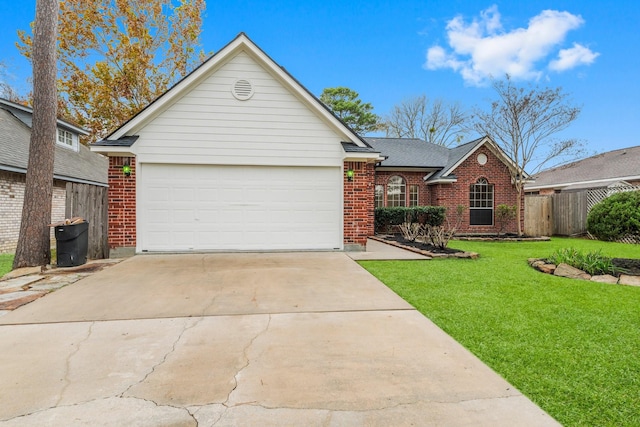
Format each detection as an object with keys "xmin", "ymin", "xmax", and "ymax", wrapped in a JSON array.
[
  {"xmin": 383, "ymin": 95, "xmax": 468, "ymax": 146},
  {"xmin": 18, "ymin": 0, "xmax": 206, "ymax": 142},
  {"xmin": 474, "ymin": 75, "xmax": 583, "ymax": 236},
  {"xmin": 320, "ymin": 87, "xmax": 380, "ymax": 134},
  {"xmin": 13, "ymin": 0, "xmax": 59, "ymax": 269}
]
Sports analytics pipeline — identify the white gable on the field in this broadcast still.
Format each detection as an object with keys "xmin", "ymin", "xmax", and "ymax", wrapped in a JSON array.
[{"xmin": 132, "ymin": 51, "xmax": 345, "ymax": 167}]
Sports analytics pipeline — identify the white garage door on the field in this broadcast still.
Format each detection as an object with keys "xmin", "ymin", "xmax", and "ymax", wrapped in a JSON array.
[{"xmin": 139, "ymin": 164, "xmax": 342, "ymax": 251}]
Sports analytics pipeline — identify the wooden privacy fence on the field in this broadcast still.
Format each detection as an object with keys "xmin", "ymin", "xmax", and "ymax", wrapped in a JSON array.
[
  {"xmin": 524, "ymin": 195, "xmax": 553, "ymax": 237},
  {"xmin": 65, "ymin": 183, "xmax": 109, "ymax": 259},
  {"xmin": 525, "ymin": 185, "xmax": 640, "ymax": 238}
]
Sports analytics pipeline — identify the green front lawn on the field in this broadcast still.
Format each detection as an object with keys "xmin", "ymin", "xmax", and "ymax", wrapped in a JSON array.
[
  {"xmin": 0, "ymin": 253, "xmax": 13, "ymax": 277},
  {"xmin": 360, "ymin": 238, "xmax": 640, "ymax": 427}
]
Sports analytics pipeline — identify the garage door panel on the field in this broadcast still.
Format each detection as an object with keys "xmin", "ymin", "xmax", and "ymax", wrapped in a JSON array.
[{"xmin": 139, "ymin": 164, "xmax": 341, "ymax": 251}]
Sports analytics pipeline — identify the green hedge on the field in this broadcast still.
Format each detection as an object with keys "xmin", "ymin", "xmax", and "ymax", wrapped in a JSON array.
[
  {"xmin": 375, "ymin": 206, "xmax": 446, "ymax": 232},
  {"xmin": 587, "ymin": 191, "xmax": 640, "ymax": 241}
]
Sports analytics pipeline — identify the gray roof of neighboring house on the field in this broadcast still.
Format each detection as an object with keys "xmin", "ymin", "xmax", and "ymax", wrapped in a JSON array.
[
  {"xmin": 526, "ymin": 145, "xmax": 640, "ymax": 190},
  {"xmin": 0, "ymin": 108, "xmax": 108, "ymax": 186}
]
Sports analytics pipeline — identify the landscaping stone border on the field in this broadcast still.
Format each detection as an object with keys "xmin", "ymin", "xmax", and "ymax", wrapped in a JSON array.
[
  {"xmin": 528, "ymin": 258, "xmax": 640, "ymax": 286},
  {"xmin": 370, "ymin": 235, "xmax": 479, "ymax": 259}
]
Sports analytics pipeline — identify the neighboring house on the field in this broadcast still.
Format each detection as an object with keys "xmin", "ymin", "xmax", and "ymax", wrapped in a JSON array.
[
  {"xmin": 90, "ymin": 34, "xmax": 525, "ymax": 257},
  {"xmin": 525, "ymin": 146, "xmax": 640, "ymax": 194},
  {"xmin": 365, "ymin": 137, "xmax": 524, "ymax": 234},
  {"xmin": 0, "ymin": 98, "xmax": 108, "ymax": 253}
]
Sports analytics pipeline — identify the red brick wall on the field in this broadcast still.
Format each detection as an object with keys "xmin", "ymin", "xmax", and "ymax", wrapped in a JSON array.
[
  {"xmin": 373, "ymin": 146, "xmax": 522, "ymax": 234},
  {"xmin": 375, "ymin": 171, "xmax": 431, "ymax": 206},
  {"xmin": 108, "ymin": 157, "xmax": 136, "ymax": 249},
  {"xmin": 434, "ymin": 147, "xmax": 521, "ymax": 234},
  {"xmin": 343, "ymin": 161, "xmax": 375, "ymax": 248}
]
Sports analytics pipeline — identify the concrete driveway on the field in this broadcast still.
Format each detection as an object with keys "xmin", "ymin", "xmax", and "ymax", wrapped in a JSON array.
[{"xmin": 0, "ymin": 253, "xmax": 559, "ymax": 426}]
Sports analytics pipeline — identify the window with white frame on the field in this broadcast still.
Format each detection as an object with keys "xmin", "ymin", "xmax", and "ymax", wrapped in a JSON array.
[
  {"xmin": 409, "ymin": 184, "xmax": 419, "ymax": 207},
  {"xmin": 57, "ymin": 128, "xmax": 75, "ymax": 150},
  {"xmin": 469, "ymin": 178, "xmax": 494, "ymax": 225},
  {"xmin": 386, "ymin": 176, "xmax": 406, "ymax": 207},
  {"xmin": 375, "ymin": 185, "xmax": 384, "ymax": 208}
]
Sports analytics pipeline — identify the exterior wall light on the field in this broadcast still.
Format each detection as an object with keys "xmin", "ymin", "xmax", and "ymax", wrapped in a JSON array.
[
  {"xmin": 346, "ymin": 169, "xmax": 354, "ymax": 181},
  {"xmin": 122, "ymin": 160, "xmax": 132, "ymax": 177}
]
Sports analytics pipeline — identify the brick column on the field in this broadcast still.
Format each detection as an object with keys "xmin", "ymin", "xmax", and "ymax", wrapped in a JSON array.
[
  {"xmin": 343, "ymin": 161, "xmax": 375, "ymax": 250},
  {"xmin": 107, "ymin": 156, "xmax": 136, "ymax": 256}
]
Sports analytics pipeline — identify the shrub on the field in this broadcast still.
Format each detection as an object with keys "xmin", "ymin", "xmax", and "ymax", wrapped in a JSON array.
[
  {"xmin": 587, "ymin": 191, "xmax": 640, "ymax": 241},
  {"xmin": 374, "ymin": 206, "xmax": 446, "ymax": 232},
  {"xmin": 547, "ymin": 247, "xmax": 620, "ymax": 276},
  {"xmin": 495, "ymin": 204, "xmax": 517, "ymax": 236}
]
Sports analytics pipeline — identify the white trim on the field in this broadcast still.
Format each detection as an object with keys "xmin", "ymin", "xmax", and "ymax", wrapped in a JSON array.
[
  {"xmin": 343, "ymin": 152, "xmax": 384, "ymax": 162},
  {"xmin": 525, "ymin": 175, "xmax": 640, "ymax": 191},
  {"xmin": 424, "ymin": 177, "xmax": 457, "ymax": 184},
  {"xmin": 109, "ymin": 34, "xmax": 367, "ymax": 149},
  {"xmin": 90, "ymin": 145, "xmax": 136, "ymax": 156}
]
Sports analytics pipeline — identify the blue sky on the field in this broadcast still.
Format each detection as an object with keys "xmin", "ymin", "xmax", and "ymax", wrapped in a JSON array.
[{"xmin": 1, "ymin": 0, "xmax": 638, "ymax": 162}]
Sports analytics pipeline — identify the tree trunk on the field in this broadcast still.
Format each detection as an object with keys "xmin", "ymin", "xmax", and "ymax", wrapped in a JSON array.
[{"xmin": 12, "ymin": 0, "xmax": 59, "ymax": 269}]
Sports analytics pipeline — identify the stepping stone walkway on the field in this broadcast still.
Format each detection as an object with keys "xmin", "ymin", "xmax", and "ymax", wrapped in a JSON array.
[{"xmin": 0, "ymin": 259, "xmax": 122, "ymax": 316}]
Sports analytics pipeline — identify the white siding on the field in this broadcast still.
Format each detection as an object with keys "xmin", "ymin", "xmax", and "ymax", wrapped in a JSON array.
[{"xmin": 134, "ymin": 51, "xmax": 345, "ymax": 167}]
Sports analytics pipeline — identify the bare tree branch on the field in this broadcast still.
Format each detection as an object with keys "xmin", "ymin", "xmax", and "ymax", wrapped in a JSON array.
[
  {"xmin": 473, "ymin": 75, "xmax": 584, "ymax": 236},
  {"xmin": 383, "ymin": 95, "xmax": 468, "ymax": 146}
]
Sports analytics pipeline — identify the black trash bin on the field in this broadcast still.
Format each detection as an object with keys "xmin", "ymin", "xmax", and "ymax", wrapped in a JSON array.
[{"xmin": 55, "ymin": 221, "xmax": 89, "ymax": 267}]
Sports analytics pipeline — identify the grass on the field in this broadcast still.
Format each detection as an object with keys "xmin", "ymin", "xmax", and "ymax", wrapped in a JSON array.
[
  {"xmin": 360, "ymin": 237, "xmax": 640, "ymax": 427},
  {"xmin": 0, "ymin": 250, "xmax": 56, "ymax": 278},
  {"xmin": 0, "ymin": 253, "xmax": 13, "ymax": 277}
]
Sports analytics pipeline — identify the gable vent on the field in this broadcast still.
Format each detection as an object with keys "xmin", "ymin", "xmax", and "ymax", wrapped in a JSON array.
[{"xmin": 232, "ymin": 79, "xmax": 254, "ymax": 100}]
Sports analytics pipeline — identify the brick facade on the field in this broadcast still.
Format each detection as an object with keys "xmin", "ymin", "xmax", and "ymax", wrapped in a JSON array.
[
  {"xmin": 343, "ymin": 161, "xmax": 375, "ymax": 249},
  {"xmin": 0, "ymin": 170, "xmax": 67, "ymax": 253},
  {"xmin": 374, "ymin": 146, "xmax": 523, "ymax": 234},
  {"xmin": 107, "ymin": 157, "xmax": 137, "ymax": 250}
]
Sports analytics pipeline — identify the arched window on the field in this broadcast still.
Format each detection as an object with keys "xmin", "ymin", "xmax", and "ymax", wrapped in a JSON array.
[
  {"xmin": 469, "ymin": 178, "xmax": 494, "ymax": 225},
  {"xmin": 387, "ymin": 176, "xmax": 406, "ymax": 207}
]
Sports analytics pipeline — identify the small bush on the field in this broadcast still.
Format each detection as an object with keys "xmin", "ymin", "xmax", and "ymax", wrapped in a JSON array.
[
  {"xmin": 587, "ymin": 191, "xmax": 640, "ymax": 241},
  {"xmin": 496, "ymin": 204, "xmax": 517, "ymax": 236},
  {"xmin": 374, "ymin": 206, "xmax": 446, "ymax": 232},
  {"xmin": 547, "ymin": 247, "xmax": 620, "ymax": 276}
]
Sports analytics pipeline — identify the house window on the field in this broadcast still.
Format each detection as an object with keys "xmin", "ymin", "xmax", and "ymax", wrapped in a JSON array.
[
  {"xmin": 386, "ymin": 176, "xmax": 406, "ymax": 207},
  {"xmin": 469, "ymin": 178, "xmax": 494, "ymax": 225},
  {"xmin": 409, "ymin": 185, "xmax": 419, "ymax": 206},
  {"xmin": 375, "ymin": 185, "xmax": 384, "ymax": 208},
  {"xmin": 57, "ymin": 129, "xmax": 76, "ymax": 150}
]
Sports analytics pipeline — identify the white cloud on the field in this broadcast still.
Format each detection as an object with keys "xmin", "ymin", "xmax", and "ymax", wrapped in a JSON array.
[
  {"xmin": 425, "ymin": 5, "xmax": 599, "ymax": 85},
  {"xmin": 549, "ymin": 43, "xmax": 600, "ymax": 71}
]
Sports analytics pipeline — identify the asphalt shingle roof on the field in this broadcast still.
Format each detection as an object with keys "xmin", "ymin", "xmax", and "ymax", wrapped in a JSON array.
[
  {"xmin": 528, "ymin": 146, "xmax": 640, "ymax": 189},
  {"xmin": 365, "ymin": 137, "xmax": 451, "ymax": 168},
  {"xmin": 364, "ymin": 137, "xmax": 484, "ymax": 181},
  {"xmin": 0, "ymin": 108, "xmax": 108, "ymax": 185}
]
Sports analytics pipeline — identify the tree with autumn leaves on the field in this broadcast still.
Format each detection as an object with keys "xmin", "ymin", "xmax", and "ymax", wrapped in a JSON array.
[{"xmin": 18, "ymin": 0, "xmax": 206, "ymax": 142}]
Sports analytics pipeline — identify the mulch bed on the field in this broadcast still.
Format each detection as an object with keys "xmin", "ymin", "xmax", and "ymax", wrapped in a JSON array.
[
  {"xmin": 371, "ymin": 234, "xmax": 478, "ymax": 259},
  {"xmin": 612, "ymin": 258, "xmax": 640, "ymax": 276}
]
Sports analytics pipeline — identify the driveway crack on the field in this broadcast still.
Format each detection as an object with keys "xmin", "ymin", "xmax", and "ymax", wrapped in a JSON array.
[
  {"xmin": 55, "ymin": 321, "xmax": 95, "ymax": 406},
  {"xmin": 120, "ymin": 317, "xmax": 203, "ymax": 398},
  {"xmin": 224, "ymin": 314, "xmax": 272, "ymax": 407}
]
